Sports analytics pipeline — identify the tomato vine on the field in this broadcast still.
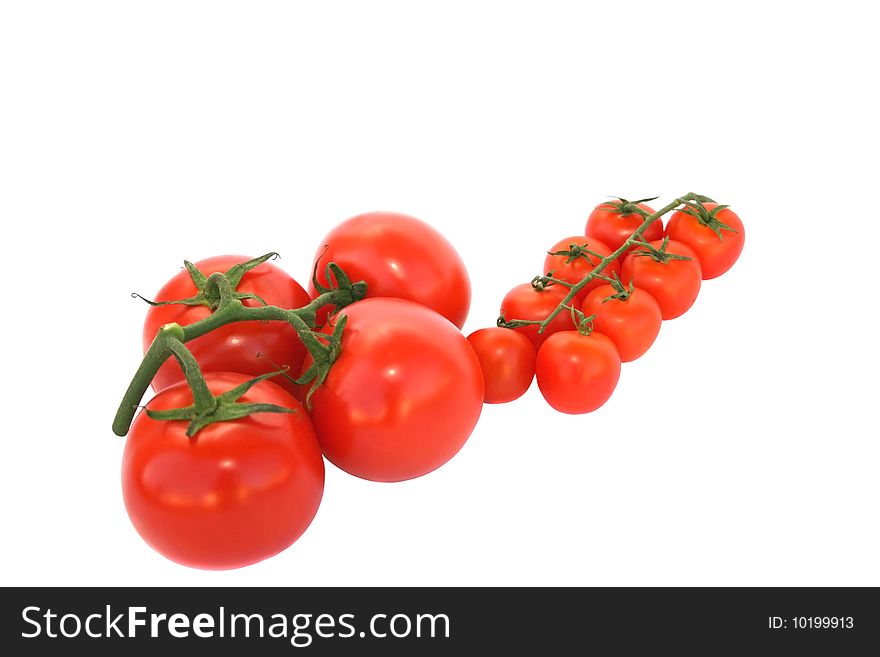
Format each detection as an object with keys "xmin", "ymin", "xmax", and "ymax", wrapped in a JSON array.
[{"xmin": 111, "ymin": 256, "xmax": 366, "ymax": 437}]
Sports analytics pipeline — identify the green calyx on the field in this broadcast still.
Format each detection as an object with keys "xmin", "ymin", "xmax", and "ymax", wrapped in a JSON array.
[
  {"xmin": 601, "ymin": 273, "xmax": 634, "ymax": 303},
  {"xmin": 310, "ymin": 259, "xmax": 368, "ymax": 325},
  {"xmin": 547, "ymin": 242, "xmax": 605, "ymax": 265},
  {"xmin": 599, "ymin": 195, "xmax": 660, "ymax": 217},
  {"xmin": 678, "ymin": 198, "xmax": 737, "ymax": 241},
  {"xmin": 631, "ymin": 236, "xmax": 692, "ymax": 265},
  {"xmin": 146, "ymin": 369, "xmax": 296, "ymax": 437},
  {"xmin": 132, "ymin": 252, "xmax": 279, "ymax": 311}
]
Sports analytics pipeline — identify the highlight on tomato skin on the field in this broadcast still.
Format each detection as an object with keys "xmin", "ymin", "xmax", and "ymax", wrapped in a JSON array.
[
  {"xmin": 535, "ymin": 330, "xmax": 622, "ymax": 415},
  {"xmin": 122, "ymin": 372, "xmax": 325, "ymax": 570},
  {"xmin": 304, "ymin": 297, "xmax": 484, "ymax": 483},
  {"xmin": 308, "ymin": 211, "xmax": 472, "ymax": 329},
  {"xmin": 467, "ymin": 327, "xmax": 536, "ymax": 403}
]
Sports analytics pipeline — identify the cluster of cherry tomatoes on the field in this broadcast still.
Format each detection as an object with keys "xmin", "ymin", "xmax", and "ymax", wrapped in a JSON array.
[
  {"xmin": 118, "ymin": 198, "xmax": 743, "ymax": 570},
  {"xmin": 468, "ymin": 197, "xmax": 745, "ymax": 413}
]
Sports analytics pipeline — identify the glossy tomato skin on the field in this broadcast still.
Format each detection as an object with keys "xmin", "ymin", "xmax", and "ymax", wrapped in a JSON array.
[
  {"xmin": 500, "ymin": 283, "xmax": 573, "ymax": 350},
  {"xmin": 581, "ymin": 285, "xmax": 662, "ymax": 362},
  {"xmin": 467, "ymin": 327, "xmax": 536, "ymax": 403},
  {"xmin": 122, "ymin": 372, "xmax": 324, "ymax": 570},
  {"xmin": 543, "ymin": 236, "xmax": 619, "ymax": 306},
  {"xmin": 585, "ymin": 201, "xmax": 663, "ymax": 256},
  {"xmin": 143, "ymin": 256, "xmax": 311, "ymax": 396},
  {"xmin": 305, "ymin": 298, "xmax": 483, "ymax": 483},
  {"xmin": 535, "ymin": 331, "xmax": 621, "ymax": 414},
  {"xmin": 665, "ymin": 203, "xmax": 745, "ymax": 279},
  {"xmin": 620, "ymin": 240, "xmax": 702, "ymax": 320},
  {"xmin": 308, "ymin": 211, "xmax": 471, "ymax": 328}
]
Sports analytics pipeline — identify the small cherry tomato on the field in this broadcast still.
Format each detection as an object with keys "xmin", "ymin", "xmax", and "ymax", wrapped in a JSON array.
[
  {"xmin": 581, "ymin": 284, "xmax": 662, "ymax": 362},
  {"xmin": 467, "ymin": 327, "xmax": 536, "ymax": 403},
  {"xmin": 305, "ymin": 298, "xmax": 484, "ymax": 483},
  {"xmin": 535, "ymin": 331, "xmax": 621, "ymax": 414},
  {"xmin": 620, "ymin": 239, "xmax": 702, "ymax": 320},
  {"xmin": 123, "ymin": 372, "xmax": 324, "ymax": 570},
  {"xmin": 665, "ymin": 202, "xmax": 745, "ymax": 279},
  {"xmin": 500, "ymin": 283, "xmax": 574, "ymax": 349},
  {"xmin": 543, "ymin": 235, "xmax": 619, "ymax": 306},
  {"xmin": 585, "ymin": 198, "xmax": 664, "ymax": 256}
]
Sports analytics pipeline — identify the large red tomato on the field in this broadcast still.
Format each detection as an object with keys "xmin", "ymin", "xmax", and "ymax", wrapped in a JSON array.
[
  {"xmin": 308, "ymin": 212, "xmax": 471, "ymax": 328},
  {"xmin": 305, "ymin": 298, "xmax": 483, "ymax": 482},
  {"xmin": 499, "ymin": 283, "xmax": 574, "ymax": 349},
  {"xmin": 620, "ymin": 240, "xmax": 702, "ymax": 320},
  {"xmin": 665, "ymin": 203, "xmax": 745, "ymax": 279},
  {"xmin": 543, "ymin": 235, "xmax": 620, "ymax": 306},
  {"xmin": 123, "ymin": 372, "xmax": 324, "ymax": 570},
  {"xmin": 143, "ymin": 256, "xmax": 310, "ymax": 395},
  {"xmin": 585, "ymin": 199, "xmax": 664, "ymax": 257},
  {"xmin": 535, "ymin": 331, "xmax": 621, "ymax": 414},
  {"xmin": 467, "ymin": 327, "xmax": 536, "ymax": 403}
]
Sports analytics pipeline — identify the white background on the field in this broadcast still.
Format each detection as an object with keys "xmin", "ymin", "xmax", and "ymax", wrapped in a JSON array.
[{"xmin": 2, "ymin": 1, "xmax": 878, "ymax": 587}]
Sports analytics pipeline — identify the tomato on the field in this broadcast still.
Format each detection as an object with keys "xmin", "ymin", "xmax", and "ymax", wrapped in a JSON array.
[
  {"xmin": 543, "ymin": 236, "xmax": 620, "ymax": 306},
  {"xmin": 581, "ymin": 284, "xmax": 662, "ymax": 362},
  {"xmin": 665, "ymin": 202, "xmax": 745, "ymax": 279},
  {"xmin": 585, "ymin": 199, "xmax": 664, "ymax": 257},
  {"xmin": 620, "ymin": 240, "xmax": 702, "ymax": 320},
  {"xmin": 535, "ymin": 331, "xmax": 621, "ymax": 414},
  {"xmin": 144, "ymin": 255, "xmax": 310, "ymax": 396},
  {"xmin": 122, "ymin": 372, "xmax": 324, "ymax": 569},
  {"xmin": 500, "ymin": 283, "xmax": 574, "ymax": 349},
  {"xmin": 305, "ymin": 298, "xmax": 483, "ymax": 482},
  {"xmin": 308, "ymin": 211, "xmax": 471, "ymax": 328},
  {"xmin": 467, "ymin": 327, "xmax": 536, "ymax": 403}
]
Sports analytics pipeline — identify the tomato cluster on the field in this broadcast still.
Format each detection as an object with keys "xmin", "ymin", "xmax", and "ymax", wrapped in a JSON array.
[
  {"xmin": 480, "ymin": 197, "xmax": 744, "ymax": 413},
  {"xmin": 116, "ymin": 196, "xmax": 742, "ymax": 570}
]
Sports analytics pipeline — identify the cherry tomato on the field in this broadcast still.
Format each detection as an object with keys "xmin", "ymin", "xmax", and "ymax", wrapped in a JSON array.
[
  {"xmin": 144, "ymin": 256, "xmax": 310, "ymax": 396},
  {"xmin": 665, "ymin": 203, "xmax": 745, "ymax": 279},
  {"xmin": 620, "ymin": 240, "xmax": 702, "ymax": 320},
  {"xmin": 122, "ymin": 372, "xmax": 324, "ymax": 570},
  {"xmin": 585, "ymin": 199, "xmax": 664, "ymax": 258},
  {"xmin": 543, "ymin": 236, "xmax": 619, "ymax": 306},
  {"xmin": 305, "ymin": 298, "xmax": 483, "ymax": 482},
  {"xmin": 581, "ymin": 284, "xmax": 662, "ymax": 362},
  {"xmin": 535, "ymin": 331, "xmax": 621, "ymax": 414},
  {"xmin": 309, "ymin": 211, "xmax": 471, "ymax": 328},
  {"xmin": 500, "ymin": 283, "xmax": 574, "ymax": 349},
  {"xmin": 467, "ymin": 327, "xmax": 536, "ymax": 403}
]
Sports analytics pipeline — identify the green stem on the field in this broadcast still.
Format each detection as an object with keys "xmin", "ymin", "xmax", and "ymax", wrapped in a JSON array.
[
  {"xmin": 166, "ymin": 339, "xmax": 216, "ymax": 414},
  {"xmin": 112, "ymin": 282, "xmax": 362, "ymax": 437}
]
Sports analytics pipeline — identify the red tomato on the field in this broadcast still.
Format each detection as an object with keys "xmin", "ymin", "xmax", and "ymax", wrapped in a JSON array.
[
  {"xmin": 581, "ymin": 285, "xmax": 662, "ymax": 362},
  {"xmin": 500, "ymin": 283, "xmax": 574, "ymax": 349},
  {"xmin": 308, "ymin": 211, "xmax": 471, "ymax": 328},
  {"xmin": 535, "ymin": 331, "xmax": 621, "ymax": 414},
  {"xmin": 620, "ymin": 240, "xmax": 702, "ymax": 320},
  {"xmin": 122, "ymin": 372, "xmax": 324, "ymax": 569},
  {"xmin": 585, "ymin": 199, "xmax": 664, "ymax": 257},
  {"xmin": 665, "ymin": 203, "xmax": 745, "ymax": 279},
  {"xmin": 467, "ymin": 327, "xmax": 536, "ymax": 403},
  {"xmin": 543, "ymin": 236, "xmax": 620, "ymax": 306},
  {"xmin": 305, "ymin": 298, "xmax": 483, "ymax": 482},
  {"xmin": 144, "ymin": 256, "xmax": 310, "ymax": 396}
]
